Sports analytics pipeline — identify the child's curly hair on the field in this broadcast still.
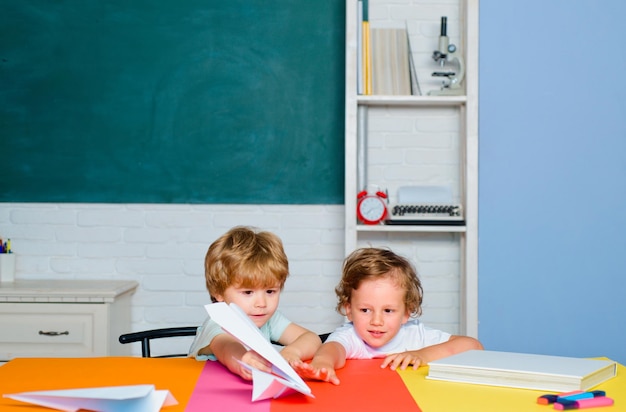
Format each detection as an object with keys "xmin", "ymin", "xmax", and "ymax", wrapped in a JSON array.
[{"xmin": 335, "ymin": 247, "xmax": 424, "ymax": 317}]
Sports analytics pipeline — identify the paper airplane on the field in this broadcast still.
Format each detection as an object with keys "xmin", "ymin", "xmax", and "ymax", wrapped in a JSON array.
[
  {"xmin": 205, "ymin": 302, "xmax": 314, "ymax": 401},
  {"xmin": 3, "ymin": 384, "xmax": 177, "ymax": 412}
]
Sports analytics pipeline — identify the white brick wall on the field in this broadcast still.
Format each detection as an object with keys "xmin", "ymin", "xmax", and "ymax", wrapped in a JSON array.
[
  {"xmin": 368, "ymin": 105, "xmax": 462, "ymax": 204},
  {"xmin": 0, "ymin": 202, "xmax": 461, "ymax": 356}
]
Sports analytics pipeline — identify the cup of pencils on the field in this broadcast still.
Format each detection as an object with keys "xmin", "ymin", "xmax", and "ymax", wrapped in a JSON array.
[{"xmin": 0, "ymin": 238, "xmax": 15, "ymax": 283}]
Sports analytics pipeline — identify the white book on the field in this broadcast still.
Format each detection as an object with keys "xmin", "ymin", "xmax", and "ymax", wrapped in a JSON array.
[
  {"xmin": 370, "ymin": 28, "xmax": 411, "ymax": 95},
  {"xmin": 426, "ymin": 350, "xmax": 617, "ymax": 392},
  {"xmin": 405, "ymin": 23, "xmax": 421, "ymax": 96}
]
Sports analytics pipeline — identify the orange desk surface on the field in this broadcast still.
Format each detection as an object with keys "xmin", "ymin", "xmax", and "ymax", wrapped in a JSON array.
[
  {"xmin": 0, "ymin": 357, "xmax": 204, "ymax": 412},
  {"xmin": 0, "ymin": 357, "xmax": 624, "ymax": 411}
]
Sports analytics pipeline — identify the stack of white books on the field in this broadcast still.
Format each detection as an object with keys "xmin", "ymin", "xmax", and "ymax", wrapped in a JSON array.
[{"xmin": 426, "ymin": 350, "xmax": 617, "ymax": 392}]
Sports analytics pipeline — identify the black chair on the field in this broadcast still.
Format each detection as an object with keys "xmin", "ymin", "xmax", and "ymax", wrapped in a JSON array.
[
  {"xmin": 120, "ymin": 327, "xmax": 330, "ymax": 358},
  {"xmin": 119, "ymin": 326, "xmax": 198, "ymax": 358}
]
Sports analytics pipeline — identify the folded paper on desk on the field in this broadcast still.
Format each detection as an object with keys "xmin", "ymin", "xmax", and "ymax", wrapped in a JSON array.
[
  {"xmin": 426, "ymin": 350, "xmax": 617, "ymax": 392},
  {"xmin": 204, "ymin": 301, "xmax": 313, "ymax": 401},
  {"xmin": 3, "ymin": 384, "xmax": 177, "ymax": 412}
]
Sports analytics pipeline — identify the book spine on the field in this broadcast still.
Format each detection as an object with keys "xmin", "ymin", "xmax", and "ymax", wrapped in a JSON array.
[
  {"xmin": 406, "ymin": 25, "xmax": 422, "ymax": 96},
  {"xmin": 363, "ymin": 20, "xmax": 371, "ymax": 95},
  {"xmin": 357, "ymin": 0, "xmax": 363, "ymax": 95}
]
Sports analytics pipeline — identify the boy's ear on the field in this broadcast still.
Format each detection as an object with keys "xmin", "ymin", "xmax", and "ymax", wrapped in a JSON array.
[
  {"xmin": 213, "ymin": 294, "xmax": 225, "ymax": 302},
  {"xmin": 401, "ymin": 309, "xmax": 410, "ymax": 324},
  {"xmin": 344, "ymin": 303, "xmax": 353, "ymax": 321}
]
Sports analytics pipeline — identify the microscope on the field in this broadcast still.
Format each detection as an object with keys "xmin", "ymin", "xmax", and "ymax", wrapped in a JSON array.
[{"xmin": 428, "ymin": 17, "xmax": 465, "ymax": 96}]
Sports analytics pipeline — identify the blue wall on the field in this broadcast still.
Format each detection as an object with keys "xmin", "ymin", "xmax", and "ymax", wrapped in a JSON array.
[{"xmin": 479, "ymin": 0, "xmax": 626, "ymax": 364}]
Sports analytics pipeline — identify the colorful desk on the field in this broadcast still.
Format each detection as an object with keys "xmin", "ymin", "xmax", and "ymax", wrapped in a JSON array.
[{"xmin": 0, "ymin": 357, "xmax": 623, "ymax": 411}]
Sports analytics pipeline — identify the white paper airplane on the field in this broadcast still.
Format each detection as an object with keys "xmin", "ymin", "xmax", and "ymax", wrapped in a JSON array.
[
  {"xmin": 204, "ymin": 302, "xmax": 314, "ymax": 401},
  {"xmin": 3, "ymin": 384, "xmax": 177, "ymax": 412}
]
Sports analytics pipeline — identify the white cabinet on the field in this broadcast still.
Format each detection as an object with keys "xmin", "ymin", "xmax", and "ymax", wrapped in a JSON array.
[
  {"xmin": 0, "ymin": 280, "xmax": 137, "ymax": 360},
  {"xmin": 344, "ymin": 0, "xmax": 478, "ymax": 336}
]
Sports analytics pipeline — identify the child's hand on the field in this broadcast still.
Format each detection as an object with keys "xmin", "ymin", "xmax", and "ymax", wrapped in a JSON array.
[
  {"xmin": 291, "ymin": 360, "xmax": 341, "ymax": 385},
  {"xmin": 380, "ymin": 351, "xmax": 425, "ymax": 371},
  {"xmin": 279, "ymin": 346, "xmax": 302, "ymax": 365},
  {"xmin": 237, "ymin": 350, "xmax": 272, "ymax": 380}
]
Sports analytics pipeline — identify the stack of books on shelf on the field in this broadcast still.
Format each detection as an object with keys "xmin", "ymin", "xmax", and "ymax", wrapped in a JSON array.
[{"xmin": 357, "ymin": 0, "xmax": 420, "ymax": 96}]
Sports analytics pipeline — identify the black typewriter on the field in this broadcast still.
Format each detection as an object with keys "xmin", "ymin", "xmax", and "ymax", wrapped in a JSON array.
[{"xmin": 385, "ymin": 203, "xmax": 464, "ymax": 225}]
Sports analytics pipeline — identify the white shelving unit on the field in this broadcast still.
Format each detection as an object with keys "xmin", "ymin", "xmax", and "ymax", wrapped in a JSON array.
[{"xmin": 344, "ymin": 0, "xmax": 478, "ymax": 337}]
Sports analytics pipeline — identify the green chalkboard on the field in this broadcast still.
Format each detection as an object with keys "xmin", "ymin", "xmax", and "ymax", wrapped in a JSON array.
[{"xmin": 0, "ymin": 1, "xmax": 345, "ymax": 204}]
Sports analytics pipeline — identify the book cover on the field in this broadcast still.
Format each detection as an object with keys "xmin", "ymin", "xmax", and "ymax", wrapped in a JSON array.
[
  {"xmin": 426, "ymin": 350, "xmax": 617, "ymax": 392},
  {"xmin": 363, "ymin": 21, "xmax": 371, "ymax": 95},
  {"xmin": 370, "ymin": 28, "xmax": 411, "ymax": 95},
  {"xmin": 357, "ymin": 0, "xmax": 363, "ymax": 95},
  {"xmin": 405, "ymin": 24, "xmax": 422, "ymax": 96}
]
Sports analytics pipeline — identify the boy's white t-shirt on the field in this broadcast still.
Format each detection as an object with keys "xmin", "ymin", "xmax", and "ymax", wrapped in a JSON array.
[
  {"xmin": 326, "ymin": 319, "xmax": 451, "ymax": 359},
  {"xmin": 188, "ymin": 310, "xmax": 291, "ymax": 360}
]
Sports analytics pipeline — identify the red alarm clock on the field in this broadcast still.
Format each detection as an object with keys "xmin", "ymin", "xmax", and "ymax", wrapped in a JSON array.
[{"xmin": 356, "ymin": 187, "xmax": 388, "ymax": 225}]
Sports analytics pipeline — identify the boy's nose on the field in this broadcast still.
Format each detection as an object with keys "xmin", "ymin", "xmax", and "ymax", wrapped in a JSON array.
[
  {"xmin": 254, "ymin": 295, "xmax": 267, "ymax": 307},
  {"xmin": 371, "ymin": 312, "xmax": 384, "ymax": 326}
]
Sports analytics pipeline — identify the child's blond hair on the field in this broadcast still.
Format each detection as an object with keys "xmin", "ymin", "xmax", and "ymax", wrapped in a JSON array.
[{"xmin": 205, "ymin": 226, "xmax": 289, "ymax": 302}]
